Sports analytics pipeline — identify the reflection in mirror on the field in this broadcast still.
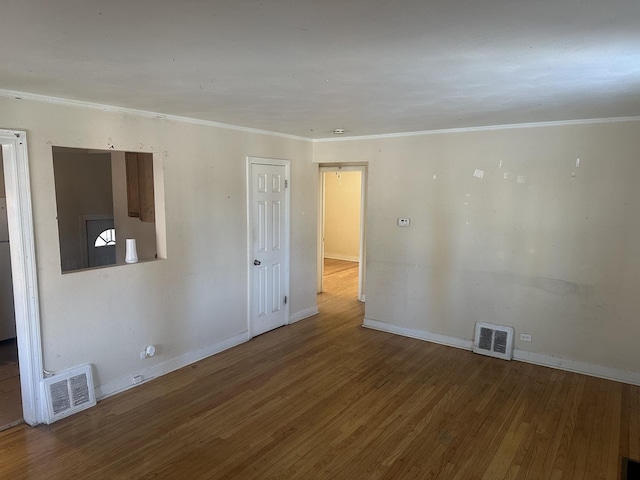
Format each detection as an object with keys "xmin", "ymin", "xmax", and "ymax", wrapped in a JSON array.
[{"xmin": 52, "ymin": 147, "xmax": 161, "ymax": 273}]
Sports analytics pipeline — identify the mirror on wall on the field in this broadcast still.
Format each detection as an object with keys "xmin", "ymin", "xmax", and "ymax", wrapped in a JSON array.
[{"xmin": 52, "ymin": 147, "xmax": 163, "ymax": 273}]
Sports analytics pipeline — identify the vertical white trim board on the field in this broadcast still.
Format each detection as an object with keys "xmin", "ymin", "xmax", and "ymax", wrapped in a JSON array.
[
  {"xmin": 362, "ymin": 318, "xmax": 640, "ymax": 387},
  {"xmin": 1, "ymin": 129, "xmax": 45, "ymax": 425}
]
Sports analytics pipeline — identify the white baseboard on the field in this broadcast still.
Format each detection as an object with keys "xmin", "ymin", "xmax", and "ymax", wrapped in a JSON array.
[
  {"xmin": 94, "ymin": 331, "xmax": 250, "ymax": 400},
  {"xmin": 363, "ymin": 318, "xmax": 473, "ymax": 350},
  {"xmin": 289, "ymin": 306, "xmax": 319, "ymax": 324},
  {"xmin": 362, "ymin": 318, "xmax": 640, "ymax": 387},
  {"xmin": 324, "ymin": 254, "xmax": 359, "ymax": 262},
  {"xmin": 512, "ymin": 349, "xmax": 640, "ymax": 387}
]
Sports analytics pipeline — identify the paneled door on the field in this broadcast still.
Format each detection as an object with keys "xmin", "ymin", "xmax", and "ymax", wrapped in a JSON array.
[
  {"xmin": 249, "ymin": 159, "xmax": 289, "ymax": 337},
  {"xmin": 86, "ymin": 217, "xmax": 116, "ymax": 267}
]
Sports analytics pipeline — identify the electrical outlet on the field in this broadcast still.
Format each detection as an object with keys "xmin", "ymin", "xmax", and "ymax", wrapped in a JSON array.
[
  {"xmin": 520, "ymin": 333, "xmax": 532, "ymax": 342},
  {"xmin": 133, "ymin": 375, "xmax": 143, "ymax": 384},
  {"xmin": 397, "ymin": 218, "xmax": 411, "ymax": 227},
  {"xmin": 140, "ymin": 345, "xmax": 156, "ymax": 359}
]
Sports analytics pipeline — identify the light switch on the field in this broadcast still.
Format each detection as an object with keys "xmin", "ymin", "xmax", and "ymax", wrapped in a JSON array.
[{"xmin": 397, "ymin": 218, "xmax": 411, "ymax": 227}]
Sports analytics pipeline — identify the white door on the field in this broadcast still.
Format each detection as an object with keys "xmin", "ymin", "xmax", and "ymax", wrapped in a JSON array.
[{"xmin": 249, "ymin": 160, "xmax": 289, "ymax": 337}]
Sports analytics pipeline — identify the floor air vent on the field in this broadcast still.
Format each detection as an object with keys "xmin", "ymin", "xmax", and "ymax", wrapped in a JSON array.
[
  {"xmin": 473, "ymin": 322, "xmax": 514, "ymax": 361},
  {"xmin": 41, "ymin": 364, "xmax": 96, "ymax": 424}
]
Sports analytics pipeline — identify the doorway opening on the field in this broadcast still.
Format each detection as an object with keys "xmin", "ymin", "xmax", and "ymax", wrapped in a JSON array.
[
  {"xmin": 318, "ymin": 165, "xmax": 366, "ymax": 301},
  {"xmin": 0, "ymin": 149, "xmax": 21, "ymax": 430}
]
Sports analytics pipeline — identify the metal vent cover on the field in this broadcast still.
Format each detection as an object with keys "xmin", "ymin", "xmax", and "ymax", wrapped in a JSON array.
[
  {"xmin": 42, "ymin": 364, "xmax": 96, "ymax": 424},
  {"xmin": 473, "ymin": 322, "xmax": 514, "ymax": 360}
]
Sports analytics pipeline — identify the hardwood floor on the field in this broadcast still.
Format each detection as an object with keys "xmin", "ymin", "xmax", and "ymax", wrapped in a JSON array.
[{"xmin": 0, "ymin": 259, "xmax": 638, "ymax": 479}]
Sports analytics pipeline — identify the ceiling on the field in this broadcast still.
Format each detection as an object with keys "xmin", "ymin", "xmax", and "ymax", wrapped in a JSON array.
[{"xmin": 1, "ymin": 0, "xmax": 639, "ymax": 139}]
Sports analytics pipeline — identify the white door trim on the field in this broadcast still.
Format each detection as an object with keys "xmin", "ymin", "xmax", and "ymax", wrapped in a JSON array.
[
  {"xmin": 246, "ymin": 156, "xmax": 291, "ymax": 338},
  {"xmin": 318, "ymin": 164, "xmax": 367, "ymax": 302},
  {"xmin": 0, "ymin": 129, "xmax": 44, "ymax": 425}
]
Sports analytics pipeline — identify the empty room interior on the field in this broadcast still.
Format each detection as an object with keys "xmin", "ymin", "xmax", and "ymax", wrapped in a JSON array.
[{"xmin": 0, "ymin": 1, "xmax": 639, "ymax": 479}]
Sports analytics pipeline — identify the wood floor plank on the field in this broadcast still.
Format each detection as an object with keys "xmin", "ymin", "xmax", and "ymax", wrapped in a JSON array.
[
  {"xmin": 516, "ymin": 371, "xmax": 566, "ymax": 480},
  {"xmin": 0, "ymin": 259, "xmax": 638, "ymax": 479},
  {"xmin": 606, "ymin": 389, "xmax": 622, "ymax": 480}
]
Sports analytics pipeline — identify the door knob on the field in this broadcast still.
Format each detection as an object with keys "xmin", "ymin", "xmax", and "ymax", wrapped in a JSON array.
[{"xmin": 254, "ymin": 259, "xmax": 261, "ymax": 266}]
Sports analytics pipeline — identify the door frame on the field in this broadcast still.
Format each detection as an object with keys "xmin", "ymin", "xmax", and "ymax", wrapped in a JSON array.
[
  {"xmin": 246, "ymin": 156, "xmax": 291, "ymax": 338},
  {"xmin": 1, "ymin": 129, "xmax": 44, "ymax": 426},
  {"xmin": 318, "ymin": 164, "xmax": 367, "ymax": 302}
]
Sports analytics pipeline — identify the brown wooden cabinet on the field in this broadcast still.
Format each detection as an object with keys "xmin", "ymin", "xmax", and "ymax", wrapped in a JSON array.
[{"xmin": 125, "ymin": 152, "xmax": 155, "ymax": 222}]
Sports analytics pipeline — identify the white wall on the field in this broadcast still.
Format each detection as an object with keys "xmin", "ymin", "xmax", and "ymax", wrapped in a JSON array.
[
  {"xmin": 324, "ymin": 171, "xmax": 361, "ymax": 261},
  {"xmin": 0, "ymin": 96, "xmax": 317, "ymax": 394},
  {"xmin": 314, "ymin": 121, "xmax": 640, "ymax": 379},
  {"xmin": 5, "ymin": 89, "xmax": 640, "ymax": 398}
]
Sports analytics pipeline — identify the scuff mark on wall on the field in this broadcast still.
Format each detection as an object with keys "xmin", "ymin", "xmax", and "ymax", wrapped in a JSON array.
[{"xmin": 492, "ymin": 271, "xmax": 595, "ymax": 297}]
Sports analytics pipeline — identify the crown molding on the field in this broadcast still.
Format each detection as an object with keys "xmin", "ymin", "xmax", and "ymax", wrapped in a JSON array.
[
  {"xmin": 313, "ymin": 116, "xmax": 640, "ymax": 142},
  {"xmin": 0, "ymin": 88, "xmax": 312, "ymax": 143},
  {"xmin": 2, "ymin": 88, "xmax": 638, "ymax": 143}
]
